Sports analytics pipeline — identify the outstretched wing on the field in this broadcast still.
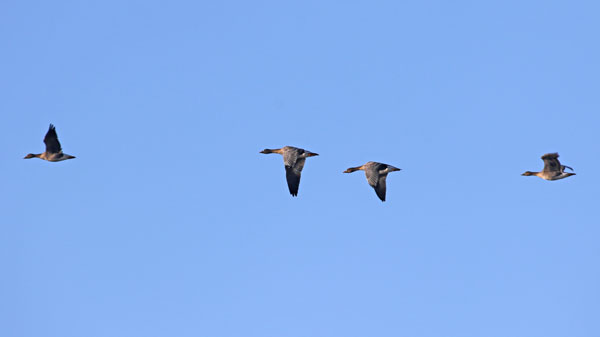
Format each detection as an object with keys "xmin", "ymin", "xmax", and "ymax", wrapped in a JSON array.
[
  {"xmin": 364, "ymin": 164, "xmax": 381, "ymax": 188},
  {"xmin": 374, "ymin": 174, "xmax": 387, "ymax": 202},
  {"xmin": 282, "ymin": 148, "xmax": 309, "ymax": 196},
  {"xmin": 285, "ymin": 165, "xmax": 301, "ymax": 196},
  {"xmin": 285, "ymin": 157, "xmax": 306, "ymax": 196},
  {"xmin": 541, "ymin": 153, "xmax": 561, "ymax": 173},
  {"xmin": 44, "ymin": 124, "xmax": 62, "ymax": 154},
  {"xmin": 562, "ymin": 165, "xmax": 574, "ymax": 172},
  {"xmin": 293, "ymin": 157, "xmax": 306, "ymax": 173},
  {"xmin": 283, "ymin": 147, "xmax": 300, "ymax": 168}
]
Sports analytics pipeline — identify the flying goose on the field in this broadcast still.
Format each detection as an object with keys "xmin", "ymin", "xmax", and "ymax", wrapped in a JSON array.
[
  {"xmin": 24, "ymin": 124, "xmax": 76, "ymax": 162},
  {"xmin": 344, "ymin": 161, "xmax": 401, "ymax": 201},
  {"xmin": 522, "ymin": 153, "xmax": 575, "ymax": 180},
  {"xmin": 260, "ymin": 146, "xmax": 318, "ymax": 196}
]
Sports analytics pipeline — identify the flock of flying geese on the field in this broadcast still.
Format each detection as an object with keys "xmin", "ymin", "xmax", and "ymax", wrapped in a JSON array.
[{"xmin": 26, "ymin": 124, "xmax": 577, "ymax": 202}]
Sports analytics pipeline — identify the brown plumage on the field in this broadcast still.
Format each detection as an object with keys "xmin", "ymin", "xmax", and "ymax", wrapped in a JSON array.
[
  {"xmin": 344, "ymin": 161, "xmax": 401, "ymax": 201},
  {"xmin": 521, "ymin": 153, "xmax": 575, "ymax": 180},
  {"xmin": 24, "ymin": 124, "xmax": 76, "ymax": 162},
  {"xmin": 260, "ymin": 146, "xmax": 318, "ymax": 196}
]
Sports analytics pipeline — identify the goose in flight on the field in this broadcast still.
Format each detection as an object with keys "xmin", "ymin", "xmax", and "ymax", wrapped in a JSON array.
[
  {"xmin": 24, "ymin": 124, "xmax": 76, "ymax": 162},
  {"xmin": 260, "ymin": 146, "xmax": 319, "ymax": 196},
  {"xmin": 522, "ymin": 153, "xmax": 575, "ymax": 180},
  {"xmin": 344, "ymin": 161, "xmax": 401, "ymax": 201}
]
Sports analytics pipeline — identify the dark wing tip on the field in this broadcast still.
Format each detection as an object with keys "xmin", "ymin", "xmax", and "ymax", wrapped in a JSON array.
[
  {"xmin": 43, "ymin": 124, "xmax": 62, "ymax": 153},
  {"xmin": 374, "ymin": 185, "xmax": 386, "ymax": 202},
  {"xmin": 285, "ymin": 166, "xmax": 301, "ymax": 197},
  {"xmin": 45, "ymin": 124, "xmax": 58, "ymax": 137},
  {"xmin": 46, "ymin": 124, "xmax": 57, "ymax": 135},
  {"xmin": 541, "ymin": 153, "xmax": 559, "ymax": 160}
]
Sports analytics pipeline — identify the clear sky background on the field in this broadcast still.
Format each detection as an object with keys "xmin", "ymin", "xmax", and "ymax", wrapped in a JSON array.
[{"xmin": 2, "ymin": 1, "xmax": 599, "ymax": 336}]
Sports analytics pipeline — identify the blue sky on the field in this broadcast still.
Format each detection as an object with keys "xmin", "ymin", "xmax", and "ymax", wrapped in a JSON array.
[{"xmin": 2, "ymin": 0, "xmax": 599, "ymax": 336}]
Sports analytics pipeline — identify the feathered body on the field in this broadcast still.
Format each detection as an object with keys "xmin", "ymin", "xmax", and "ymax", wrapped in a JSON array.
[
  {"xmin": 24, "ymin": 124, "xmax": 76, "ymax": 162},
  {"xmin": 260, "ymin": 146, "xmax": 318, "ymax": 196},
  {"xmin": 522, "ymin": 153, "xmax": 575, "ymax": 181},
  {"xmin": 344, "ymin": 161, "xmax": 401, "ymax": 201}
]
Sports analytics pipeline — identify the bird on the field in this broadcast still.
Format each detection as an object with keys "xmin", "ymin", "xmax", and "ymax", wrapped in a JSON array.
[
  {"xmin": 343, "ymin": 161, "xmax": 401, "ymax": 201},
  {"xmin": 260, "ymin": 146, "xmax": 319, "ymax": 196},
  {"xmin": 24, "ymin": 124, "xmax": 76, "ymax": 162},
  {"xmin": 522, "ymin": 153, "xmax": 575, "ymax": 180}
]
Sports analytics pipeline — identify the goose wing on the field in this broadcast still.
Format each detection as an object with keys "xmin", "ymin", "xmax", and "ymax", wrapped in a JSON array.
[
  {"xmin": 280, "ymin": 147, "xmax": 310, "ymax": 196},
  {"xmin": 285, "ymin": 157, "xmax": 305, "ymax": 197},
  {"xmin": 43, "ymin": 124, "xmax": 62, "ymax": 154},
  {"xmin": 364, "ymin": 163, "xmax": 381, "ymax": 188},
  {"xmin": 282, "ymin": 147, "xmax": 302, "ymax": 167},
  {"xmin": 364, "ymin": 162, "xmax": 392, "ymax": 201},
  {"xmin": 541, "ymin": 153, "xmax": 561, "ymax": 173},
  {"xmin": 374, "ymin": 174, "xmax": 387, "ymax": 202},
  {"xmin": 562, "ymin": 165, "xmax": 574, "ymax": 172}
]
